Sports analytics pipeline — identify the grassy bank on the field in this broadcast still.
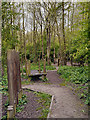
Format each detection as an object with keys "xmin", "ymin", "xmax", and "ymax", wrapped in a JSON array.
[{"xmin": 57, "ymin": 66, "xmax": 89, "ymax": 105}]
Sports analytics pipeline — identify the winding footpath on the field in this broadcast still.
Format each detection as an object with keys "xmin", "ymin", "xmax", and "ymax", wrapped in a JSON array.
[{"xmin": 22, "ymin": 65, "xmax": 88, "ymax": 118}]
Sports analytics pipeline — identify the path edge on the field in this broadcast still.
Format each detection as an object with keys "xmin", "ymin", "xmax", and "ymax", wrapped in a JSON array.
[
  {"xmin": 47, "ymin": 95, "xmax": 54, "ymax": 119},
  {"xmin": 22, "ymin": 87, "xmax": 54, "ymax": 119}
]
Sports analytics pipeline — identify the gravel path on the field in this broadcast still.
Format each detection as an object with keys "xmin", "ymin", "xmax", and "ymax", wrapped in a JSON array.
[{"xmin": 22, "ymin": 70, "xmax": 88, "ymax": 118}]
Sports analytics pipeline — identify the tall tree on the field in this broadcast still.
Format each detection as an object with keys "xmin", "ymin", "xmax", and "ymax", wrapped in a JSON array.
[
  {"xmin": 22, "ymin": 3, "xmax": 27, "ymax": 71},
  {"xmin": 62, "ymin": 1, "xmax": 66, "ymax": 65},
  {"xmin": 33, "ymin": 5, "xmax": 36, "ymax": 62},
  {"xmin": 0, "ymin": 0, "xmax": 2, "ymax": 76}
]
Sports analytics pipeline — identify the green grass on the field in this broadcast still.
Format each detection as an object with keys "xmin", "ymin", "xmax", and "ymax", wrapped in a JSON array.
[
  {"xmin": 34, "ymin": 91, "xmax": 51, "ymax": 118},
  {"xmin": 16, "ymin": 94, "xmax": 27, "ymax": 113},
  {"xmin": 57, "ymin": 66, "xmax": 89, "ymax": 105},
  {"xmin": 0, "ymin": 67, "xmax": 8, "ymax": 95}
]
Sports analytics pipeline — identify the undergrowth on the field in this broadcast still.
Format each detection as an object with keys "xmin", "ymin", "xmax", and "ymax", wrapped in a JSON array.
[
  {"xmin": 57, "ymin": 66, "xmax": 89, "ymax": 105},
  {"xmin": 34, "ymin": 91, "xmax": 51, "ymax": 118},
  {"xmin": 22, "ymin": 62, "xmax": 56, "ymax": 73}
]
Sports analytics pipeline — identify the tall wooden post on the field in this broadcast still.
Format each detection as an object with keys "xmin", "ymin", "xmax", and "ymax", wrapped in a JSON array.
[
  {"xmin": 38, "ymin": 56, "xmax": 41, "ymax": 73},
  {"xmin": 7, "ymin": 50, "xmax": 15, "ymax": 106},
  {"xmin": 43, "ymin": 58, "xmax": 46, "ymax": 73},
  {"xmin": 7, "ymin": 50, "xmax": 22, "ymax": 118},
  {"xmin": 27, "ymin": 60, "xmax": 31, "ymax": 81},
  {"xmin": 58, "ymin": 58, "xmax": 60, "ymax": 66},
  {"xmin": 43, "ymin": 57, "xmax": 46, "ymax": 80},
  {"xmin": 16, "ymin": 52, "xmax": 22, "ymax": 99}
]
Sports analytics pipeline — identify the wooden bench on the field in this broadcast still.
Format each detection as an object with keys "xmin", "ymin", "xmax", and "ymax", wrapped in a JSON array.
[{"xmin": 28, "ymin": 70, "xmax": 47, "ymax": 80}]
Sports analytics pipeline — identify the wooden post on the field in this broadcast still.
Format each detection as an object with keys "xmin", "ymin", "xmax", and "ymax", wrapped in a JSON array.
[
  {"xmin": 27, "ymin": 60, "xmax": 31, "ymax": 81},
  {"xmin": 43, "ymin": 58, "xmax": 46, "ymax": 79},
  {"xmin": 15, "ymin": 52, "xmax": 22, "ymax": 100},
  {"xmin": 7, "ymin": 50, "xmax": 15, "ymax": 106},
  {"xmin": 43, "ymin": 58, "xmax": 46, "ymax": 73},
  {"xmin": 13, "ymin": 51, "xmax": 18, "ymax": 104},
  {"xmin": 38, "ymin": 57, "xmax": 41, "ymax": 73},
  {"xmin": 7, "ymin": 106, "xmax": 14, "ymax": 119},
  {"xmin": 58, "ymin": 58, "xmax": 60, "ymax": 66},
  {"xmin": 26, "ymin": 59, "xmax": 28, "ymax": 76},
  {"xmin": 18, "ymin": 89, "xmax": 22, "ymax": 99},
  {"xmin": 7, "ymin": 50, "xmax": 22, "ymax": 118}
]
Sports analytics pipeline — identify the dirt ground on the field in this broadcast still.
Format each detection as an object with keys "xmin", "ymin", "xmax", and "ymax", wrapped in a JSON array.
[
  {"xmin": 1, "ymin": 66, "xmax": 88, "ymax": 119},
  {"xmin": 15, "ymin": 90, "xmax": 44, "ymax": 118},
  {"xmin": 22, "ymin": 70, "xmax": 88, "ymax": 118}
]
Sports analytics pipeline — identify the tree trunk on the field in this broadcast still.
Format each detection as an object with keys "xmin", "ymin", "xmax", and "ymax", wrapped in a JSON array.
[
  {"xmin": 33, "ymin": 7, "xmax": 36, "ymax": 62},
  {"xmin": 18, "ymin": 5, "xmax": 23, "ymax": 75},
  {"xmin": 46, "ymin": 19, "xmax": 49, "ymax": 64},
  {"xmin": 70, "ymin": 3, "xmax": 74, "ymax": 65},
  {"xmin": 62, "ymin": 2, "xmax": 66, "ymax": 65},
  {"xmin": 22, "ymin": 3, "xmax": 27, "ymax": 72},
  {"xmin": 56, "ymin": 19, "xmax": 61, "ymax": 66},
  {"xmin": 41, "ymin": 21, "xmax": 44, "ymax": 60},
  {"xmin": 71, "ymin": 3, "xmax": 74, "ymax": 32},
  {"xmin": 53, "ymin": 26, "xmax": 55, "ymax": 64},
  {"xmin": 0, "ymin": 0, "xmax": 2, "ymax": 77}
]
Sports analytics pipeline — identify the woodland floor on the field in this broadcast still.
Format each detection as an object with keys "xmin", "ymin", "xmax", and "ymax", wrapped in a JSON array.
[
  {"xmin": 1, "ymin": 63, "xmax": 89, "ymax": 119},
  {"xmin": 22, "ymin": 70, "xmax": 88, "ymax": 118}
]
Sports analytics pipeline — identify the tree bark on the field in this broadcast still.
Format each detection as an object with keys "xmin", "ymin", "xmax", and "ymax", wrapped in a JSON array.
[
  {"xmin": 22, "ymin": 3, "xmax": 27, "ymax": 71},
  {"xmin": 0, "ymin": 0, "xmax": 2, "ymax": 77},
  {"xmin": 18, "ymin": 4, "xmax": 23, "ymax": 75},
  {"xmin": 62, "ymin": 1, "xmax": 66, "ymax": 65},
  {"xmin": 33, "ymin": 7, "xmax": 36, "ymax": 62},
  {"xmin": 41, "ymin": 21, "xmax": 44, "ymax": 60},
  {"xmin": 53, "ymin": 26, "xmax": 55, "ymax": 64}
]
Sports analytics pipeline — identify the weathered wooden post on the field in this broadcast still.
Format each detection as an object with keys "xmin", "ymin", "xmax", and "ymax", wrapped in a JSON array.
[
  {"xmin": 7, "ymin": 106, "xmax": 14, "ymax": 119},
  {"xmin": 16, "ymin": 52, "xmax": 22, "ymax": 99},
  {"xmin": 38, "ymin": 56, "xmax": 41, "ymax": 73},
  {"xmin": 7, "ymin": 50, "xmax": 15, "ymax": 107},
  {"xmin": 27, "ymin": 60, "xmax": 31, "ymax": 81},
  {"xmin": 26, "ymin": 59, "xmax": 28, "ymax": 76},
  {"xmin": 58, "ymin": 58, "xmax": 60, "ymax": 66},
  {"xmin": 43, "ymin": 57, "xmax": 46, "ymax": 80},
  {"xmin": 13, "ymin": 51, "xmax": 18, "ymax": 104},
  {"xmin": 7, "ymin": 50, "xmax": 22, "ymax": 118}
]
